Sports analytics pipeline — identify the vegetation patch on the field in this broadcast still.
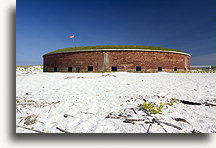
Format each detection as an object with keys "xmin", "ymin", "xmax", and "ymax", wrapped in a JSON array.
[
  {"xmin": 165, "ymin": 98, "xmax": 179, "ymax": 106},
  {"xmin": 141, "ymin": 98, "xmax": 179, "ymax": 114},
  {"xmin": 16, "ymin": 65, "xmax": 42, "ymax": 69},
  {"xmin": 141, "ymin": 102, "xmax": 164, "ymax": 114},
  {"xmin": 46, "ymin": 45, "xmax": 187, "ymax": 54}
]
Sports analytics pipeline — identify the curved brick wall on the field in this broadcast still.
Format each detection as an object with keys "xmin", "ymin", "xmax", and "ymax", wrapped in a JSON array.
[{"xmin": 43, "ymin": 50, "xmax": 190, "ymax": 72}]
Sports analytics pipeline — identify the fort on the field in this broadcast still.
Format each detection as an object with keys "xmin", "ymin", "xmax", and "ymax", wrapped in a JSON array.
[{"xmin": 43, "ymin": 45, "xmax": 190, "ymax": 72}]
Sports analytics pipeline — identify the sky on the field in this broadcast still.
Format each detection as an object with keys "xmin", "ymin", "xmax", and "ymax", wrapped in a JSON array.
[{"xmin": 16, "ymin": 0, "xmax": 215, "ymax": 66}]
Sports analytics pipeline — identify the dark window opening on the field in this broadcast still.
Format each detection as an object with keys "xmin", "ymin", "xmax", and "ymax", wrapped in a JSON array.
[
  {"xmin": 174, "ymin": 67, "xmax": 178, "ymax": 71},
  {"xmin": 136, "ymin": 66, "xmax": 141, "ymax": 71},
  {"xmin": 68, "ymin": 67, "xmax": 72, "ymax": 72},
  {"xmin": 184, "ymin": 67, "xmax": 187, "ymax": 71},
  {"xmin": 158, "ymin": 67, "xmax": 162, "ymax": 71},
  {"xmin": 112, "ymin": 66, "xmax": 117, "ymax": 71},
  {"xmin": 54, "ymin": 67, "xmax": 57, "ymax": 72},
  {"xmin": 88, "ymin": 66, "xmax": 93, "ymax": 71},
  {"xmin": 76, "ymin": 67, "xmax": 80, "ymax": 72}
]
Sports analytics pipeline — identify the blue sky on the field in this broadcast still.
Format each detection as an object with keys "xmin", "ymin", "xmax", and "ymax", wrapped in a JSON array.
[{"xmin": 16, "ymin": 0, "xmax": 215, "ymax": 65}]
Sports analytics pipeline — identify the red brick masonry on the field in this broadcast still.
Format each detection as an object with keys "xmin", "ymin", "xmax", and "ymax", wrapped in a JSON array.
[{"xmin": 43, "ymin": 49, "xmax": 190, "ymax": 72}]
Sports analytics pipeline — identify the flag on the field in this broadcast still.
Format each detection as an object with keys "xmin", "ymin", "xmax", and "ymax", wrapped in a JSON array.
[{"xmin": 69, "ymin": 34, "xmax": 75, "ymax": 38}]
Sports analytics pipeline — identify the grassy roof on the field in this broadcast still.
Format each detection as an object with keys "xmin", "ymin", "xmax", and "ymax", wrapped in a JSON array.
[{"xmin": 46, "ymin": 45, "xmax": 187, "ymax": 54}]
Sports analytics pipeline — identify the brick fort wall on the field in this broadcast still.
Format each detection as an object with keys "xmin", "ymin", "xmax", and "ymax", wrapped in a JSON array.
[{"xmin": 43, "ymin": 50, "xmax": 190, "ymax": 72}]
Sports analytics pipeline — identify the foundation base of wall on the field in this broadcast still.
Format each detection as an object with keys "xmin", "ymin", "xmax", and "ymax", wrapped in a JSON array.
[{"xmin": 43, "ymin": 68, "xmax": 189, "ymax": 73}]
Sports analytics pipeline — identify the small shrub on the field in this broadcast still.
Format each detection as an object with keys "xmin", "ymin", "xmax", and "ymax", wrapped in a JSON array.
[
  {"xmin": 141, "ymin": 98, "xmax": 179, "ymax": 114},
  {"xmin": 165, "ymin": 98, "xmax": 179, "ymax": 106},
  {"xmin": 141, "ymin": 102, "xmax": 164, "ymax": 114}
]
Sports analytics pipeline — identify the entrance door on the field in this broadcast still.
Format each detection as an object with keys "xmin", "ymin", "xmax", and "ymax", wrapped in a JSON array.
[{"xmin": 68, "ymin": 67, "xmax": 72, "ymax": 72}]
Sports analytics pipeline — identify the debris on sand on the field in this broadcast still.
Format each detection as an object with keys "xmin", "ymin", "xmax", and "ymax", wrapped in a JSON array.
[{"xmin": 24, "ymin": 114, "xmax": 38, "ymax": 125}]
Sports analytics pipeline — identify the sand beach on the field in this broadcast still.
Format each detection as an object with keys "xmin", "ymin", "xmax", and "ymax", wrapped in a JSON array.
[{"xmin": 16, "ymin": 66, "xmax": 216, "ymax": 133}]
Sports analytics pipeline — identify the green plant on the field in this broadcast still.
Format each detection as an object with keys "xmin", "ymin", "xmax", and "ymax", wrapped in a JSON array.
[
  {"xmin": 165, "ymin": 98, "xmax": 179, "ymax": 106},
  {"xmin": 141, "ymin": 98, "xmax": 179, "ymax": 114},
  {"xmin": 141, "ymin": 102, "xmax": 164, "ymax": 114}
]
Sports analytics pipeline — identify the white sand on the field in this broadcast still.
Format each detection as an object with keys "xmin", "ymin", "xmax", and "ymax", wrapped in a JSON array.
[{"xmin": 16, "ymin": 66, "xmax": 216, "ymax": 133}]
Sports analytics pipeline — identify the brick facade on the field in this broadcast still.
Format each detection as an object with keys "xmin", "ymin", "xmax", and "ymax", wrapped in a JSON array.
[{"xmin": 43, "ymin": 50, "xmax": 190, "ymax": 72}]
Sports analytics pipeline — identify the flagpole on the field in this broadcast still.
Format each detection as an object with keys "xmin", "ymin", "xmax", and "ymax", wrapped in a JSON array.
[{"xmin": 69, "ymin": 34, "xmax": 75, "ymax": 47}]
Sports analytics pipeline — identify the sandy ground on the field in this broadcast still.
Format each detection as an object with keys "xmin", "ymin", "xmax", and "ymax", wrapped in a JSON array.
[{"xmin": 16, "ymin": 66, "xmax": 216, "ymax": 133}]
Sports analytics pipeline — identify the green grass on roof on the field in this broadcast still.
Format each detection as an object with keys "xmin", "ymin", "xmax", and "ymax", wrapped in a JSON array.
[{"xmin": 46, "ymin": 45, "xmax": 187, "ymax": 54}]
